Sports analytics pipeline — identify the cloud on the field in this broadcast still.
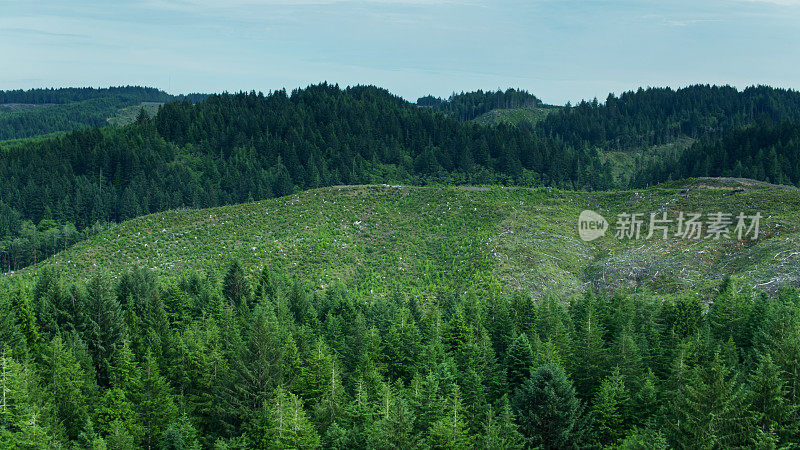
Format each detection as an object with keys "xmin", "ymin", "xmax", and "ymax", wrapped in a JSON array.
[
  {"xmin": 665, "ymin": 18, "xmax": 721, "ymax": 26},
  {"xmin": 141, "ymin": 0, "xmax": 463, "ymax": 10},
  {"xmin": 737, "ymin": 0, "xmax": 800, "ymax": 5}
]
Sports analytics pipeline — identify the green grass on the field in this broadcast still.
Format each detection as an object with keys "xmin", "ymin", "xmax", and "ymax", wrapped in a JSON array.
[
  {"xmin": 106, "ymin": 102, "xmax": 163, "ymax": 126},
  {"xmin": 472, "ymin": 106, "xmax": 557, "ymax": 127},
  {"xmin": 8, "ymin": 180, "xmax": 800, "ymax": 300}
]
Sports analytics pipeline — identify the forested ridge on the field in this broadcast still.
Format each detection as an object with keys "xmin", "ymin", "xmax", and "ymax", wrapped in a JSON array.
[
  {"xmin": 2, "ymin": 265, "xmax": 799, "ymax": 449},
  {"xmin": 0, "ymin": 84, "xmax": 609, "ymax": 271},
  {"xmin": 2, "ymin": 81, "xmax": 800, "ymax": 448},
  {"xmin": 0, "ymin": 87, "xmax": 205, "ymax": 141},
  {"xmin": 417, "ymin": 89, "xmax": 544, "ymax": 122},
  {"xmin": 2, "ymin": 83, "xmax": 800, "ymax": 272},
  {"xmin": 533, "ymin": 84, "xmax": 800, "ymax": 151},
  {"xmin": 637, "ymin": 118, "xmax": 800, "ymax": 186}
]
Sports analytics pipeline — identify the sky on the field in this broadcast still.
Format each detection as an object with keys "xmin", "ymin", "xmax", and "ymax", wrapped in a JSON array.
[{"xmin": 1, "ymin": 0, "xmax": 799, "ymax": 105}]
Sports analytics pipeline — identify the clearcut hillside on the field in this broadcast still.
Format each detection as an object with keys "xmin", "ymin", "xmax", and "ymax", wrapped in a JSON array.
[{"xmin": 12, "ymin": 179, "xmax": 800, "ymax": 299}]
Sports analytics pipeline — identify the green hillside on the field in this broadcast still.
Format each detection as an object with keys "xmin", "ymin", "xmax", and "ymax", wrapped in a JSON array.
[
  {"xmin": 106, "ymin": 101, "xmax": 164, "ymax": 126},
  {"xmin": 472, "ymin": 106, "xmax": 556, "ymax": 127},
  {"xmin": 15, "ymin": 179, "xmax": 800, "ymax": 299}
]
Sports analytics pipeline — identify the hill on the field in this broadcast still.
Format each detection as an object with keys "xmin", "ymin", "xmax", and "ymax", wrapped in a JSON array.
[
  {"xmin": 417, "ymin": 88, "xmax": 543, "ymax": 121},
  {"xmin": 14, "ymin": 180, "xmax": 799, "ymax": 299},
  {"xmin": 472, "ymin": 106, "xmax": 557, "ymax": 127},
  {"xmin": 3, "ymin": 83, "xmax": 800, "ymax": 273},
  {"xmin": 0, "ymin": 86, "xmax": 205, "ymax": 140}
]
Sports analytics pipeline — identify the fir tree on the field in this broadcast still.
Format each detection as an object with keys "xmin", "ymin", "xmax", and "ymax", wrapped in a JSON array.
[{"xmin": 512, "ymin": 363, "xmax": 591, "ymax": 449}]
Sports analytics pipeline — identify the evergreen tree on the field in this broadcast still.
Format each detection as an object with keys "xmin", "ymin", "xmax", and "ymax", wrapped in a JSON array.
[
  {"xmin": 139, "ymin": 351, "xmax": 178, "ymax": 449},
  {"xmin": 268, "ymin": 388, "xmax": 321, "ymax": 449},
  {"xmin": 591, "ymin": 367, "xmax": 632, "ymax": 446},
  {"xmin": 747, "ymin": 353, "xmax": 798, "ymax": 443},
  {"xmin": 45, "ymin": 334, "xmax": 91, "ymax": 441},
  {"xmin": 504, "ymin": 333, "xmax": 533, "ymax": 394},
  {"xmin": 222, "ymin": 260, "xmax": 250, "ymax": 311},
  {"xmin": 83, "ymin": 274, "xmax": 126, "ymax": 387},
  {"xmin": 428, "ymin": 386, "xmax": 473, "ymax": 449},
  {"xmin": 512, "ymin": 363, "xmax": 591, "ymax": 449},
  {"xmin": 667, "ymin": 352, "xmax": 753, "ymax": 448},
  {"xmin": 367, "ymin": 383, "xmax": 419, "ymax": 450},
  {"xmin": 478, "ymin": 395, "xmax": 524, "ymax": 450}
]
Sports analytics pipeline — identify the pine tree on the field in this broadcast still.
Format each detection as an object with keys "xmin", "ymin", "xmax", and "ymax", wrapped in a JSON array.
[
  {"xmin": 270, "ymin": 387, "xmax": 321, "ymax": 449},
  {"xmin": 10, "ymin": 284, "xmax": 39, "ymax": 355},
  {"xmin": 45, "ymin": 334, "xmax": 90, "ymax": 441},
  {"xmin": 633, "ymin": 368, "xmax": 659, "ymax": 427},
  {"xmin": 83, "ymin": 274, "xmax": 125, "ymax": 387},
  {"xmin": 160, "ymin": 414, "xmax": 201, "ymax": 450},
  {"xmin": 383, "ymin": 307, "xmax": 422, "ymax": 383},
  {"xmin": 512, "ymin": 363, "xmax": 591, "ymax": 449},
  {"xmin": 505, "ymin": 334, "xmax": 533, "ymax": 394},
  {"xmin": 570, "ymin": 300, "xmax": 607, "ymax": 400},
  {"xmin": 428, "ymin": 386, "xmax": 474, "ymax": 449},
  {"xmin": 367, "ymin": 383, "xmax": 419, "ymax": 449},
  {"xmin": 478, "ymin": 395, "xmax": 524, "ymax": 450},
  {"xmin": 94, "ymin": 388, "xmax": 141, "ymax": 443},
  {"xmin": 139, "ymin": 351, "xmax": 178, "ymax": 449},
  {"xmin": 222, "ymin": 260, "xmax": 250, "ymax": 311},
  {"xmin": 0, "ymin": 348, "xmax": 53, "ymax": 447},
  {"xmin": 747, "ymin": 353, "xmax": 798, "ymax": 443},
  {"xmin": 592, "ymin": 367, "xmax": 632, "ymax": 446},
  {"xmin": 668, "ymin": 352, "xmax": 753, "ymax": 448},
  {"xmin": 709, "ymin": 276, "xmax": 751, "ymax": 347}
]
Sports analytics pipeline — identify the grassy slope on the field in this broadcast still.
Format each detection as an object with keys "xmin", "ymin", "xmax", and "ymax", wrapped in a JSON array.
[
  {"xmin": 472, "ymin": 106, "xmax": 556, "ymax": 126},
  {"xmin": 106, "ymin": 102, "xmax": 163, "ymax": 126},
  {"xmin": 10, "ymin": 180, "xmax": 800, "ymax": 300}
]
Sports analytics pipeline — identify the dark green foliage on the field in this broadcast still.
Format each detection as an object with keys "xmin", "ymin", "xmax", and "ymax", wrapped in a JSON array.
[
  {"xmin": 222, "ymin": 260, "xmax": 249, "ymax": 311},
  {"xmin": 0, "ymin": 86, "xmax": 204, "ymax": 141},
  {"xmin": 1, "ymin": 267, "xmax": 799, "ymax": 447},
  {"xmin": 512, "ymin": 363, "xmax": 591, "ymax": 449},
  {"xmin": 418, "ymin": 88, "xmax": 542, "ymax": 122},
  {"xmin": 641, "ymin": 117, "xmax": 800, "ymax": 187},
  {"xmin": 4, "ymin": 83, "xmax": 800, "ymax": 272},
  {"xmin": 666, "ymin": 352, "xmax": 753, "ymax": 448},
  {"xmin": 504, "ymin": 333, "xmax": 533, "ymax": 393},
  {"xmin": 541, "ymin": 85, "xmax": 800, "ymax": 152}
]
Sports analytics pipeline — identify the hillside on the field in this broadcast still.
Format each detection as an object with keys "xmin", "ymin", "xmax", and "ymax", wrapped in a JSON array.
[
  {"xmin": 0, "ymin": 87, "xmax": 203, "ymax": 140},
  {"xmin": 4, "ymin": 83, "xmax": 800, "ymax": 274},
  {"xmin": 15, "ymin": 179, "xmax": 800, "ymax": 299},
  {"xmin": 472, "ymin": 106, "xmax": 557, "ymax": 127}
]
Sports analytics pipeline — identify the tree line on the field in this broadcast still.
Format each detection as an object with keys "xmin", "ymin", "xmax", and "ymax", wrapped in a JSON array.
[
  {"xmin": 1, "ymin": 265, "xmax": 798, "ymax": 448},
  {"xmin": 0, "ymin": 84, "xmax": 612, "ymax": 271},
  {"xmin": 417, "ymin": 89, "xmax": 543, "ymax": 122},
  {"xmin": 636, "ymin": 118, "xmax": 800, "ymax": 186},
  {"xmin": 0, "ymin": 87, "xmax": 178, "ymax": 105},
  {"xmin": 534, "ymin": 85, "xmax": 800, "ymax": 151},
  {"xmin": 3, "ymin": 83, "xmax": 800, "ymax": 272},
  {"xmin": 0, "ymin": 87, "xmax": 206, "ymax": 141}
]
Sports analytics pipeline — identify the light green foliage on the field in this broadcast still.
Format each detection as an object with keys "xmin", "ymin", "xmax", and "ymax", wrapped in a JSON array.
[{"xmin": 11, "ymin": 181, "xmax": 800, "ymax": 302}]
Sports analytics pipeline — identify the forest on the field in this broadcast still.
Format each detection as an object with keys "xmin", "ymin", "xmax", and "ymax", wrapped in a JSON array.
[
  {"xmin": 1, "ymin": 264, "xmax": 798, "ymax": 449},
  {"xmin": 3, "ymin": 83, "xmax": 800, "ymax": 272},
  {"xmin": 0, "ymin": 87, "xmax": 205, "ymax": 141},
  {"xmin": 417, "ymin": 89, "xmax": 543, "ymax": 122}
]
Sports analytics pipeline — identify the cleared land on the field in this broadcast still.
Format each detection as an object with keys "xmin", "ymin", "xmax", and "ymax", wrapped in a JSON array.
[{"xmin": 10, "ymin": 179, "xmax": 800, "ymax": 300}]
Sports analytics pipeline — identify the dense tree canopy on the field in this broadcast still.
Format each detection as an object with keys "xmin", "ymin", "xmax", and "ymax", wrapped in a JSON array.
[
  {"xmin": 0, "ymin": 86, "xmax": 205, "ymax": 140},
  {"xmin": 1, "ymin": 265, "xmax": 798, "ymax": 448},
  {"xmin": 418, "ymin": 88, "xmax": 543, "ymax": 122}
]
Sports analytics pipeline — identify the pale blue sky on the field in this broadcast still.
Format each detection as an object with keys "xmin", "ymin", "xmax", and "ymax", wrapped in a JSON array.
[{"xmin": 1, "ymin": 0, "xmax": 799, "ymax": 104}]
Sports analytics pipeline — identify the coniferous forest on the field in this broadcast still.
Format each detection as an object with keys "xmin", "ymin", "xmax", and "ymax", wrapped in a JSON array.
[
  {"xmin": 3, "ymin": 83, "xmax": 800, "ymax": 271},
  {"xmin": 2, "ymin": 82, "xmax": 800, "ymax": 449},
  {"xmin": 2, "ymin": 266, "xmax": 800, "ymax": 449}
]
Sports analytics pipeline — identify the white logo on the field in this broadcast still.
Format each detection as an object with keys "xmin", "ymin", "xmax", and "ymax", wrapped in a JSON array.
[{"xmin": 578, "ymin": 210, "xmax": 608, "ymax": 242}]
